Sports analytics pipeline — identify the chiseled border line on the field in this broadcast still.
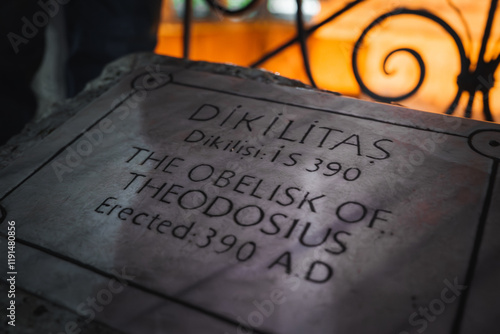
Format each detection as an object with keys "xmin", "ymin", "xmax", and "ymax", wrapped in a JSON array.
[
  {"xmin": 452, "ymin": 159, "xmax": 498, "ymax": 333},
  {"xmin": 0, "ymin": 69, "xmax": 497, "ymax": 334}
]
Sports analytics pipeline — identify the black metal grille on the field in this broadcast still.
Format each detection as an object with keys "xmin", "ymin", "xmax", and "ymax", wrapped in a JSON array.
[{"xmin": 179, "ymin": 0, "xmax": 500, "ymax": 122}]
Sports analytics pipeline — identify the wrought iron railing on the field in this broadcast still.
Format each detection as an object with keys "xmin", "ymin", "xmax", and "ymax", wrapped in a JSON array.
[{"xmin": 178, "ymin": 0, "xmax": 500, "ymax": 121}]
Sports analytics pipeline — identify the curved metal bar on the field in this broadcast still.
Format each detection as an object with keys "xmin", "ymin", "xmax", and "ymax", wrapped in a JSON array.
[
  {"xmin": 481, "ymin": 56, "xmax": 500, "ymax": 122},
  {"xmin": 482, "ymin": 90, "xmax": 494, "ymax": 122},
  {"xmin": 447, "ymin": 0, "xmax": 473, "ymax": 58},
  {"xmin": 296, "ymin": 0, "xmax": 317, "ymax": 87},
  {"xmin": 445, "ymin": 88, "xmax": 463, "ymax": 115},
  {"xmin": 250, "ymin": 0, "xmax": 364, "ymax": 68},
  {"xmin": 477, "ymin": 0, "xmax": 498, "ymax": 68},
  {"xmin": 464, "ymin": 91, "xmax": 475, "ymax": 118},
  {"xmin": 472, "ymin": 0, "xmax": 498, "ymax": 122},
  {"xmin": 204, "ymin": 0, "xmax": 261, "ymax": 16},
  {"xmin": 380, "ymin": 48, "xmax": 425, "ymax": 102},
  {"xmin": 352, "ymin": 8, "xmax": 469, "ymax": 107}
]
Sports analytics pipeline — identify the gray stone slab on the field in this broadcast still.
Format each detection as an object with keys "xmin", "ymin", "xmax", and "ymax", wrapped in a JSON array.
[{"xmin": 1, "ymin": 60, "xmax": 499, "ymax": 334}]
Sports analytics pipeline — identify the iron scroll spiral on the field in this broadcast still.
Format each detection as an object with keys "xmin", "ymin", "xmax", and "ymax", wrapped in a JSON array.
[{"xmin": 352, "ymin": 8, "xmax": 469, "ymax": 105}]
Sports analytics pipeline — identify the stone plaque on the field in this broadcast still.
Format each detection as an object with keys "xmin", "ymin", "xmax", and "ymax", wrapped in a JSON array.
[{"xmin": 1, "ymin": 64, "xmax": 499, "ymax": 334}]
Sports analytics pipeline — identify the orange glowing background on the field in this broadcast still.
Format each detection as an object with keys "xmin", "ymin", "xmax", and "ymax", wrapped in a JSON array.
[{"xmin": 155, "ymin": 0, "xmax": 500, "ymax": 122}]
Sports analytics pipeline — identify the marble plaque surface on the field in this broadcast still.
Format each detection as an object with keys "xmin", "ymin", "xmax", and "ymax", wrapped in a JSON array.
[{"xmin": 1, "ymin": 64, "xmax": 499, "ymax": 334}]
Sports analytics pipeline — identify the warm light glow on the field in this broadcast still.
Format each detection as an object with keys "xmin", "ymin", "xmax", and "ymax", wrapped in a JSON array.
[{"xmin": 156, "ymin": 0, "xmax": 500, "ymax": 122}]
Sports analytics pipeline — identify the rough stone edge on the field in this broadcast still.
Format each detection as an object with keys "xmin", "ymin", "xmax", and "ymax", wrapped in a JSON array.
[
  {"xmin": 0, "ymin": 53, "xmax": 321, "ymax": 332},
  {"xmin": 0, "ymin": 52, "xmax": 322, "ymax": 170}
]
